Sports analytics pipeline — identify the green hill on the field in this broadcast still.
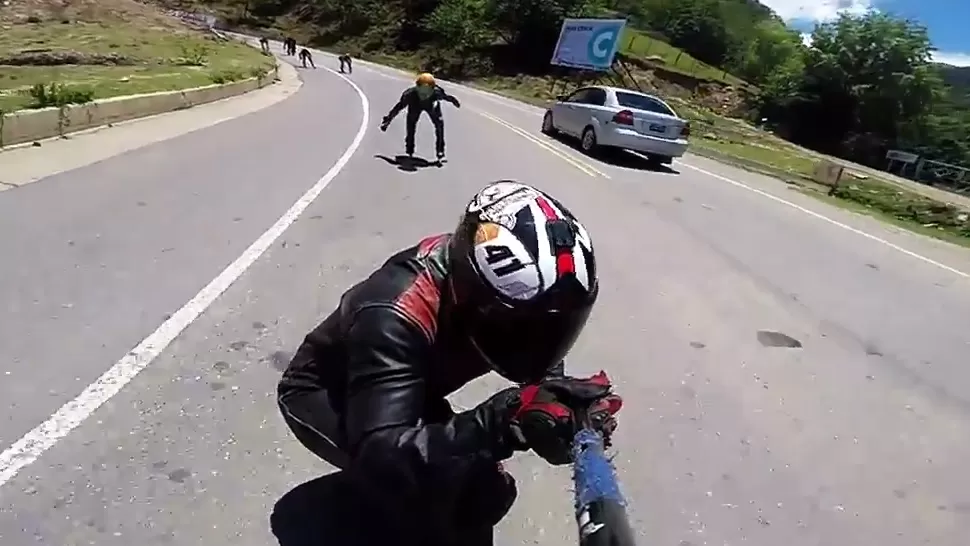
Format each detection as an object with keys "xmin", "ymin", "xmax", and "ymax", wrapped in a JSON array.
[
  {"xmin": 939, "ymin": 64, "xmax": 970, "ymax": 107},
  {"xmin": 939, "ymin": 65, "xmax": 970, "ymax": 87},
  {"xmin": 170, "ymin": 0, "xmax": 786, "ymax": 79},
  {"xmin": 170, "ymin": 0, "xmax": 805, "ymax": 118}
]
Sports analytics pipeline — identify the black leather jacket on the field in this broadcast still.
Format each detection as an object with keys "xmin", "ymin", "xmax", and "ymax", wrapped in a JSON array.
[
  {"xmin": 386, "ymin": 85, "xmax": 460, "ymax": 118},
  {"xmin": 280, "ymin": 234, "xmax": 562, "ymax": 529}
]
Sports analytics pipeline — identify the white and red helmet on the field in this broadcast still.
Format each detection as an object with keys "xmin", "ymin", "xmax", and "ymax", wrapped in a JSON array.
[{"xmin": 449, "ymin": 180, "xmax": 598, "ymax": 383}]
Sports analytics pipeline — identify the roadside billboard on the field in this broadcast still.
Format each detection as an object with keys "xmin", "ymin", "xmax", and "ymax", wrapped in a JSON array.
[{"xmin": 550, "ymin": 18, "xmax": 627, "ymax": 71}]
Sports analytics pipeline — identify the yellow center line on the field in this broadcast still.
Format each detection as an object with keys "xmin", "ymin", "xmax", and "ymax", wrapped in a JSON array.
[{"xmin": 475, "ymin": 110, "xmax": 610, "ymax": 179}]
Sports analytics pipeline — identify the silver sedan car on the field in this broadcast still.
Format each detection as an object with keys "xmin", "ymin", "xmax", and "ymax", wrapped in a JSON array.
[{"xmin": 541, "ymin": 85, "xmax": 690, "ymax": 165}]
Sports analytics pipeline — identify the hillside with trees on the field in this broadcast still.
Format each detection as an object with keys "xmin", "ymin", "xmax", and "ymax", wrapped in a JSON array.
[{"xmin": 180, "ymin": 0, "xmax": 970, "ymax": 178}]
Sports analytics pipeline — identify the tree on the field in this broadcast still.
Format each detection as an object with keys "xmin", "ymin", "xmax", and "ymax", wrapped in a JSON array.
[
  {"xmin": 645, "ymin": 0, "xmax": 733, "ymax": 66},
  {"xmin": 422, "ymin": 0, "xmax": 494, "ymax": 74},
  {"xmin": 769, "ymin": 12, "xmax": 944, "ymax": 164},
  {"xmin": 424, "ymin": 0, "xmax": 491, "ymax": 52},
  {"xmin": 486, "ymin": 0, "xmax": 604, "ymax": 69},
  {"xmin": 897, "ymin": 100, "xmax": 970, "ymax": 167},
  {"xmin": 731, "ymin": 19, "xmax": 804, "ymax": 86}
]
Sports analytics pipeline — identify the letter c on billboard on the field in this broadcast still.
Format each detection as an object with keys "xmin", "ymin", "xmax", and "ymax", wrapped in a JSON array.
[{"xmin": 587, "ymin": 26, "xmax": 618, "ymax": 66}]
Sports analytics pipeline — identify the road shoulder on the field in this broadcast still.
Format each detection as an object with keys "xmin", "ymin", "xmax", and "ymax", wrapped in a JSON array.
[{"xmin": 0, "ymin": 58, "xmax": 301, "ymax": 191}]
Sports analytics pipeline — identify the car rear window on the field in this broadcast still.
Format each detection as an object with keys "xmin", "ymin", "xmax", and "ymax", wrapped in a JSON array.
[{"xmin": 615, "ymin": 92, "xmax": 676, "ymax": 116}]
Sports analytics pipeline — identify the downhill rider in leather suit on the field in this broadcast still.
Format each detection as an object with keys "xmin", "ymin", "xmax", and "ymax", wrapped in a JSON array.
[
  {"xmin": 380, "ymin": 72, "xmax": 461, "ymax": 161},
  {"xmin": 277, "ymin": 180, "xmax": 623, "ymax": 546}
]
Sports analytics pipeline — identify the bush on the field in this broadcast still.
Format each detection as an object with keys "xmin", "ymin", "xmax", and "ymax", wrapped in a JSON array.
[
  {"xmin": 23, "ymin": 83, "xmax": 95, "ymax": 109},
  {"xmin": 209, "ymin": 69, "xmax": 246, "ymax": 84},
  {"xmin": 248, "ymin": 65, "xmax": 271, "ymax": 79},
  {"xmin": 175, "ymin": 44, "xmax": 210, "ymax": 66}
]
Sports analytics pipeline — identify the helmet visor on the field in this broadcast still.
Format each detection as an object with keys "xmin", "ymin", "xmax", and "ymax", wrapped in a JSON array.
[{"xmin": 468, "ymin": 304, "xmax": 593, "ymax": 384}]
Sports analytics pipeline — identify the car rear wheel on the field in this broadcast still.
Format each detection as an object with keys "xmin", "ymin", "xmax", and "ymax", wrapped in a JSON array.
[
  {"xmin": 541, "ymin": 112, "xmax": 557, "ymax": 135},
  {"xmin": 580, "ymin": 126, "xmax": 598, "ymax": 154}
]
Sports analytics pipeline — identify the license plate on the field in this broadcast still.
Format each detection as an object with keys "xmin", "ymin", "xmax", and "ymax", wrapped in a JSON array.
[{"xmin": 648, "ymin": 123, "xmax": 666, "ymax": 133}]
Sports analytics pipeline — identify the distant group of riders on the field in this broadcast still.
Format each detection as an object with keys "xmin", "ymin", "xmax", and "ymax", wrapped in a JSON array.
[
  {"xmin": 279, "ymin": 36, "xmax": 316, "ymax": 69},
  {"xmin": 258, "ymin": 36, "xmax": 317, "ymax": 69}
]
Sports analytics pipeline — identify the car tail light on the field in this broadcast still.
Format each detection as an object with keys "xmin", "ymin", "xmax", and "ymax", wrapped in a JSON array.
[
  {"xmin": 680, "ymin": 122, "xmax": 691, "ymax": 137},
  {"xmin": 611, "ymin": 110, "xmax": 634, "ymax": 125}
]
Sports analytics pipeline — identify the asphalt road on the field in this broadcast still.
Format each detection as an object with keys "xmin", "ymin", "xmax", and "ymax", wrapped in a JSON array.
[{"xmin": 1, "ymin": 43, "xmax": 970, "ymax": 545}]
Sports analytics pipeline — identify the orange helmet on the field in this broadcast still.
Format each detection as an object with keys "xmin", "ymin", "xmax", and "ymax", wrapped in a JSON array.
[{"xmin": 416, "ymin": 72, "xmax": 435, "ymax": 86}]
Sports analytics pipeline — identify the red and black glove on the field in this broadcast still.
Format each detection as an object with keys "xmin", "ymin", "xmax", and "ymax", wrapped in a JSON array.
[{"xmin": 510, "ymin": 371, "xmax": 623, "ymax": 465}]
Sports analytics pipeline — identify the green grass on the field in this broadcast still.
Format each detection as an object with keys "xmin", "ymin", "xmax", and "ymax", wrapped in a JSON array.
[
  {"xmin": 809, "ymin": 185, "xmax": 970, "ymax": 248},
  {"xmin": 693, "ymin": 136, "xmax": 818, "ymax": 175},
  {"xmin": 618, "ymin": 28, "xmax": 748, "ymax": 87},
  {"xmin": 670, "ymin": 103, "xmax": 970, "ymax": 247},
  {"xmin": 681, "ymin": 138, "xmax": 970, "ymax": 248},
  {"xmin": 0, "ymin": 21, "xmax": 274, "ymax": 111}
]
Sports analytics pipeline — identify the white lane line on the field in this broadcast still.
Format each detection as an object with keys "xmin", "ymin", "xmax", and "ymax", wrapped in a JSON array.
[
  {"xmin": 0, "ymin": 67, "xmax": 371, "ymax": 486},
  {"xmin": 678, "ymin": 161, "xmax": 970, "ymax": 279},
  {"xmin": 476, "ymin": 111, "xmax": 609, "ymax": 178},
  {"xmin": 316, "ymin": 48, "xmax": 970, "ymax": 281}
]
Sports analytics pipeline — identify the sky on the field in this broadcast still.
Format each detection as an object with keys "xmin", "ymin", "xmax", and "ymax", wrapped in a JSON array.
[{"xmin": 759, "ymin": 0, "xmax": 970, "ymax": 66}]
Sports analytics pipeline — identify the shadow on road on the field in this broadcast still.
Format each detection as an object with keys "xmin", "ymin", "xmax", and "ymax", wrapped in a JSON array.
[
  {"xmin": 375, "ymin": 154, "xmax": 441, "ymax": 172},
  {"xmin": 609, "ymin": 149, "xmax": 680, "ymax": 174},
  {"xmin": 544, "ymin": 132, "xmax": 680, "ymax": 174}
]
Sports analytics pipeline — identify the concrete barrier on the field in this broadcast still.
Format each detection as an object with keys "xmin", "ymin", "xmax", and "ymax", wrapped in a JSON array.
[
  {"xmin": 0, "ymin": 64, "xmax": 279, "ymax": 148},
  {"xmin": 812, "ymin": 158, "xmax": 845, "ymax": 194}
]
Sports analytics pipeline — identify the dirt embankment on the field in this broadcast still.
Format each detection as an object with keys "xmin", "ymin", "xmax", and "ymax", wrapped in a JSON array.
[{"xmin": 616, "ymin": 53, "xmax": 752, "ymax": 117}]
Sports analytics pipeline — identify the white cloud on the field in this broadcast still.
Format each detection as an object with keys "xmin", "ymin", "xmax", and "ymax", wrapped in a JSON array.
[
  {"xmin": 779, "ymin": 3, "xmax": 970, "ymax": 68},
  {"xmin": 930, "ymin": 51, "xmax": 970, "ymax": 66},
  {"xmin": 801, "ymin": 30, "xmax": 970, "ymax": 66},
  {"xmin": 759, "ymin": 0, "xmax": 875, "ymax": 22}
]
